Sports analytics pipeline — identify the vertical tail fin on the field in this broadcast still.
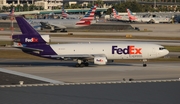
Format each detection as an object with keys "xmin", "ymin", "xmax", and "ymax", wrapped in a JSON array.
[
  {"xmin": 80, "ymin": 5, "xmax": 97, "ymax": 21},
  {"xmin": 126, "ymin": 8, "xmax": 136, "ymax": 21},
  {"xmin": 112, "ymin": 8, "xmax": 121, "ymax": 19},
  {"xmin": 12, "ymin": 17, "xmax": 48, "ymax": 45},
  {"xmin": 15, "ymin": 16, "xmax": 40, "ymax": 35},
  {"xmin": 76, "ymin": 5, "xmax": 97, "ymax": 26},
  {"xmin": 61, "ymin": 7, "xmax": 68, "ymax": 18},
  {"xmin": 127, "ymin": 9, "xmax": 133, "ymax": 16},
  {"xmin": 9, "ymin": 7, "xmax": 14, "ymax": 16}
]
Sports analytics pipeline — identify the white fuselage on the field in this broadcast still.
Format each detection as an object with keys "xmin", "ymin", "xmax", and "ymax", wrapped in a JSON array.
[
  {"xmin": 31, "ymin": 19, "xmax": 88, "ymax": 28},
  {"xmin": 49, "ymin": 42, "xmax": 169, "ymax": 60}
]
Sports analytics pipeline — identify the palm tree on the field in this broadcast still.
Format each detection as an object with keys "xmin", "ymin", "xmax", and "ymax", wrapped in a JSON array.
[
  {"xmin": 2, "ymin": 6, "xmax": 8, "ymax": 11},
  {"xmin": 95, "ymin": 0, "xmax": 104, "ymax": 8}
]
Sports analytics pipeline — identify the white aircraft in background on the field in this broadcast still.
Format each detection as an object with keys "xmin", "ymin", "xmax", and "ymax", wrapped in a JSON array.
[
  {"xmin": 30, "ymin": 5, "xmax": 97, "ymax": 32},
  {"xmin": 127, "ymin": 9, "xmax": 152, "ymax": 23},
  {"xmin": 127, "ymin": 9, "xmax": 171, "ymax": 23},
  {"xmin": 12, "ymin": 16, "xmax": 169, "ymax": 67}
]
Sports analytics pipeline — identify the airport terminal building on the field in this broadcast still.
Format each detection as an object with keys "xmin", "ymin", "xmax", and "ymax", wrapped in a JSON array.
[{"xmin": 0, "ymin": 0, "xmax": 123, "ymax": 10}]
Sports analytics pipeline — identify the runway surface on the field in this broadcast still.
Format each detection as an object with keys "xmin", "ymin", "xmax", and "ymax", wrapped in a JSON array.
[
  {"xmin": 1, "ymin": 81, "xmax": 180, "ymax": 104},
  {"xmin": 0, "ymin": 59, "xmax": 180, "ymax": 104},
  {"xmin": 1, "ymin": 59, "xmax": 180, "ymax": 83}
]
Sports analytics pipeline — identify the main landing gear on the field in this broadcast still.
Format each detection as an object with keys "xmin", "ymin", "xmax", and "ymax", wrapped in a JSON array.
[
  {"xmin": 75, "ymin": 59, "xmax": 89, "ymax": 67},
  {"xmin": 143, "ymin": 59, "xmax": 147, "ymax": 67}
]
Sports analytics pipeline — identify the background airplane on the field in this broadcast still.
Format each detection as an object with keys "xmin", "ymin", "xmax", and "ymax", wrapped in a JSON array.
[
  {"xmin": 127, "ymin": 8, "xmax": 152, "ymax": 23},
  {"xmin": 12, "ymin": 16, "xmax": 169, "ymax": 67},
  {"xmin": 127, "ymin": 8, "xmax": 171, "ymax": 23},
  {"xmin": 0, "ymin": 8, "xmax": 14, "ymax": 19},
  {"xmin": 112, "ymin": 8, "xmax": 122, "ymax": 20},
  {"xmin": 30, "ymin": 5, "xmax": 97, "ymax": 32},
  {"xmin": 61, "ymin": 7, "xmax": 82, "ymax": 19}
]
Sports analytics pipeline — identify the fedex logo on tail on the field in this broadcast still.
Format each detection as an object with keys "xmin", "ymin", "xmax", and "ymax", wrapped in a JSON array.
[
  {"xmin": 25, "ymin": 38, "xmax": 38, "ymax": 42},
  {"xmin": 112, "ymin": 45, "xmax": 142, "ymax": 55}
]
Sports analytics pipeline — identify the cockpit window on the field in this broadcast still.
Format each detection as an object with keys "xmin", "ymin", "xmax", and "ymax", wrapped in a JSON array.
[{"xmin": 159, "ymin": 47, "xmax": 166, "ymax": 50}]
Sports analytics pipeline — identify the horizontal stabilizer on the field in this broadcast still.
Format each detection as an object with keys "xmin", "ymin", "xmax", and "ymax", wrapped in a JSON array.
[{"xmin": 15, "ymin": 47, "xmax": 43, "ymax": 52}]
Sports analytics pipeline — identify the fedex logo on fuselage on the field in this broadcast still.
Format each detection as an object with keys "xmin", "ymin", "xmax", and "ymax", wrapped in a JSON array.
[
  {"xmin": 25, "ymin": 38, "xmax": 38, "ymax": 42},
  {"xmin": 112, "ymin": 45, "xmax": 142, "ymax": 54}
]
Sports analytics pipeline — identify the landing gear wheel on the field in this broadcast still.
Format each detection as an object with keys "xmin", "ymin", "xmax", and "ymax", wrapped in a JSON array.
[
  {"xmin": 75, "ymin": 63, "xmax": 80, "ymax": 67},
  {"xmin": 143, "ymin": 64, "xmax": 147, "ymax": 67},
  {"xmin": 79, "ymin": 64, "xmax": 85, "ymax": 67},
  {"xmin": 84, "ymin": 63, "xmax": 89, "ymax": 66},
  {"xmin": 75, "ymin": 63, "xmax": 85, "ymax": 67},
  {"xmin": 143, "ymin": 59, "xmax": 147, "ymax": 67}
]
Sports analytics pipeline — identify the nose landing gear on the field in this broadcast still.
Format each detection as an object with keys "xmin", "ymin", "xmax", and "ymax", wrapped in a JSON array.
[{"xmin": 143, "ymin": 59, "xmax": 147, "ymax": 67}]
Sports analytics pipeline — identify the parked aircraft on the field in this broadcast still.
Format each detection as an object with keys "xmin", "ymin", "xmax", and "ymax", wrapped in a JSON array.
[
  {"xmin": 0, "ymin": 8, "xmax": 14, "ymax": 19},
  {"xmin": 12, "ymin": 16, "xmax": 169, "ymax": 67},
  {"xmin": 127, "ymin": 9, "xmax": 152, "ymax": 23},
  {"xmin": 30, "ymin": 5, "xmax": 97, "ymax": 32},
  {"xmin": 60, "ymin": 7, "xmax": 82, "ymax": 19},
  {"xmin": 127, "ymin": 9, "xmax": 171, "ymax": 23}
]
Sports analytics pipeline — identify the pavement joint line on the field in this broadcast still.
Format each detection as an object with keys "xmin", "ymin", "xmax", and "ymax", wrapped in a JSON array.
[{"xmin": 1, "ymin": 79, "xmax": 180, "ymax": 88}]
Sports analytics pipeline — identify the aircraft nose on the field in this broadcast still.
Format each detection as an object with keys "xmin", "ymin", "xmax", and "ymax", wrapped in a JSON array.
[{"xmin": 164, "ymin": 49, "xmax": 169, "ymax": 56}]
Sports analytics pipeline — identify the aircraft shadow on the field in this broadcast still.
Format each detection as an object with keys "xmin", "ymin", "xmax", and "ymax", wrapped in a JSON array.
[{"xmin": 0, "ymin": 61, "xmax": 136, "ymax": 67}]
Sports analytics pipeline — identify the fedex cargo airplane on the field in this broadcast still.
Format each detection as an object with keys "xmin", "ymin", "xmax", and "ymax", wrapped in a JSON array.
[
  {"xmin": 12, "ymin": 16, "xmax": 169, "ymax": 67},
  {"xmin": 30, "ymin": 5, "xmax": 97, "ymax": 32}
]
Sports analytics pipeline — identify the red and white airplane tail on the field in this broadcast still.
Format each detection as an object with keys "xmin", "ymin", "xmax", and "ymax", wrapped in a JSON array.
[
  {"xmin": 112, "ymin": 8, "xmax": 121, "ymax": 20},
  {"xmin": 61, "ymin": 7, "xmax": 68, "ymax": 18},
  {"xmin": 76, "ymin": 5, "xmax": 97, "ymax": 26},
  {"xmin": 126, "ymin": 8, "xmax": 137, "ymax": 21},
  {"xmin": 9, "ymin": 7, "xmax": 14, "ymax": 16}
]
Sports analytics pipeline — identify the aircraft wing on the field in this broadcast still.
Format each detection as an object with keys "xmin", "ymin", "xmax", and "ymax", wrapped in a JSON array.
[
  {"xmin": 40, "ymin": 22, "xmax": 66, "ymax": 29},
  {"xmin": 43, "ymin": 54, "xmax": 106, "ymax": 59}
]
